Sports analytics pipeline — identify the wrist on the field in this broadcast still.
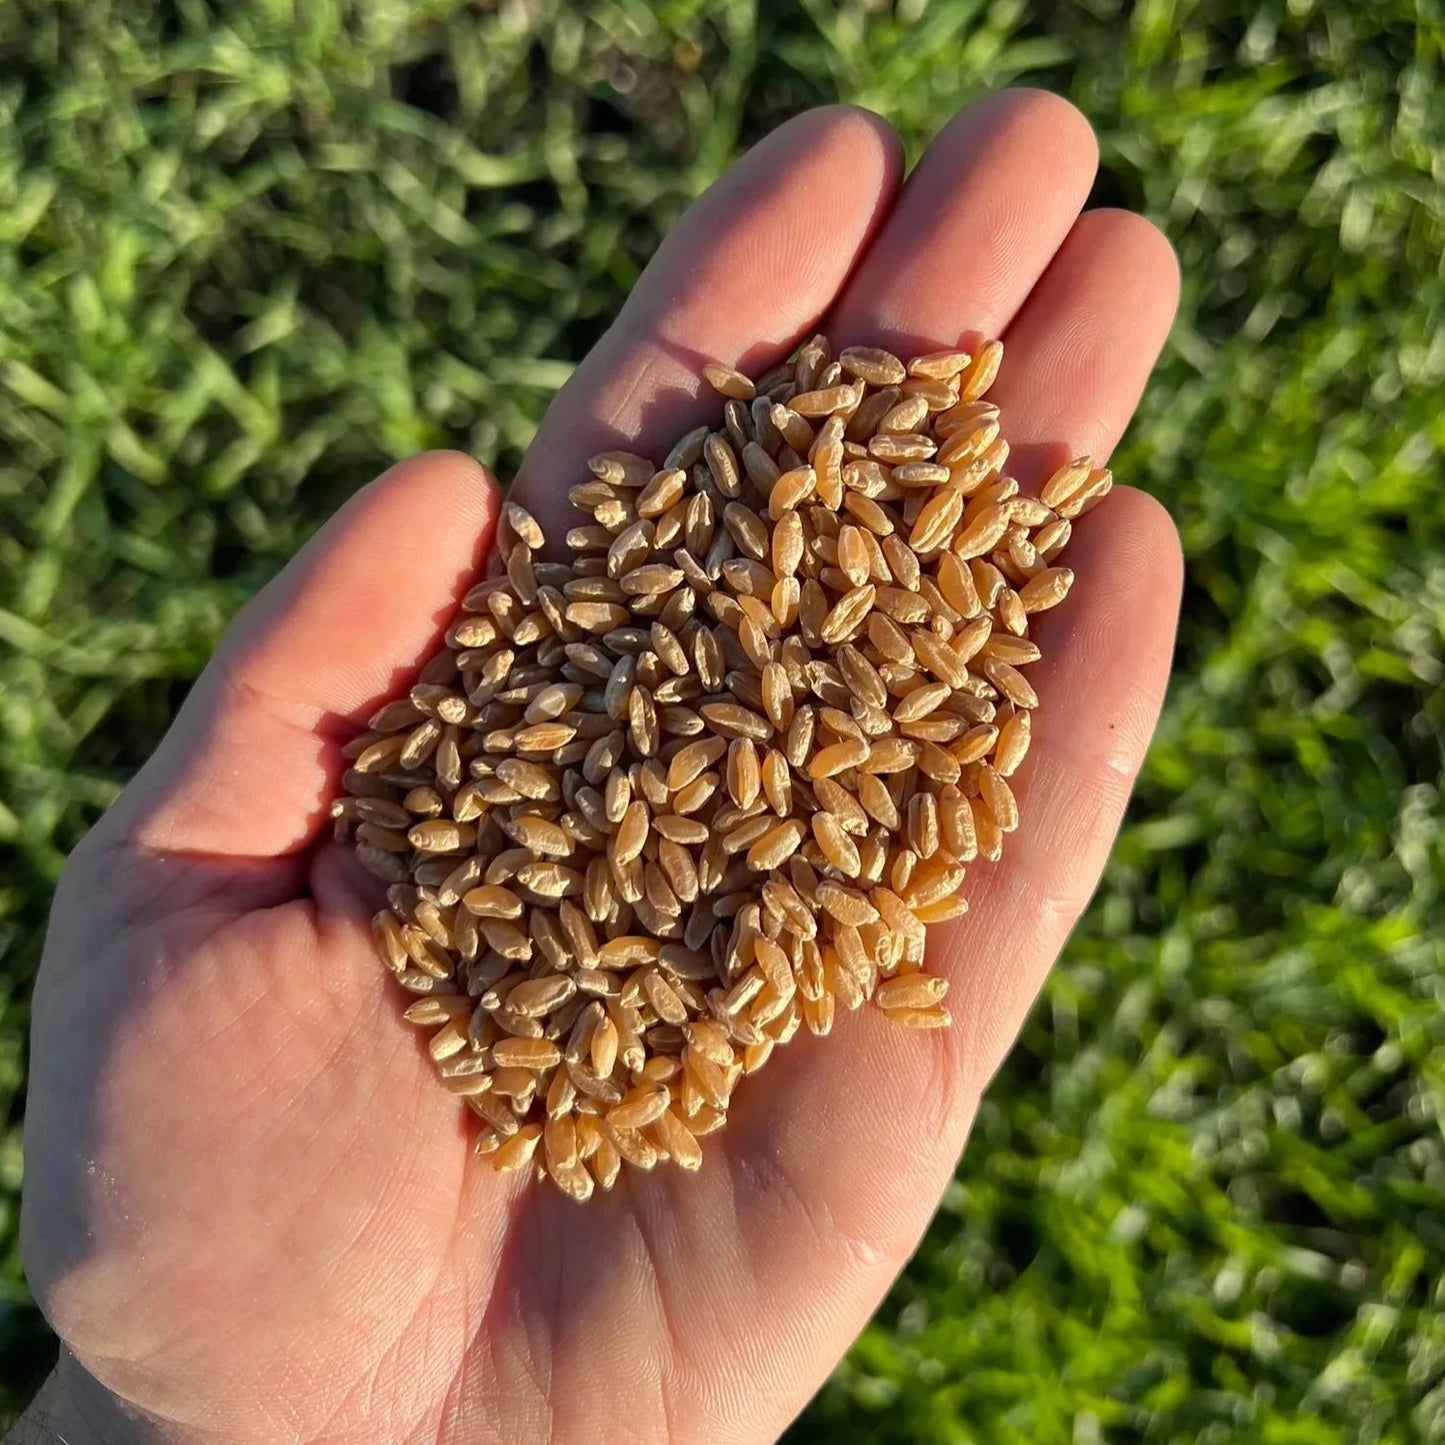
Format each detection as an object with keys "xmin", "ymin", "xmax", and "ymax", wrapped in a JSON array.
[{"xmin": 8, "ymin": 1355, "xmax": 175, "ymax": 1445}]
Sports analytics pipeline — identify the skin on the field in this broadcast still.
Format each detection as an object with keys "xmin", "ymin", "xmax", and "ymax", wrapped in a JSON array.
[{"xmin": 12, "ymin": 91, "xmax": 1182, "ymax": 1445}]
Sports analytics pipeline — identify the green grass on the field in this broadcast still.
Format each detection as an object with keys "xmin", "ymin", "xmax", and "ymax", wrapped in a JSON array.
[{"xmin": 1, "ymin": 0, "xmax": 1442, "ymax": 1438}]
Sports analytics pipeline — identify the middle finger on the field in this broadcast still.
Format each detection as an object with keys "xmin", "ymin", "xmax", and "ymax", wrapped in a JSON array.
[{"xmin": 828, "ymin": 88, "xmax": 1099, "ymax": 353}]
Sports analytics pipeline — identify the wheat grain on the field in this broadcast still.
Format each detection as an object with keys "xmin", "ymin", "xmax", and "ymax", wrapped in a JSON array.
[
  {"xmin": 702, "ymin": 363, "xmax": 755, "ymax": 400},
  {"xmin": 908, "ymin": 349, "xmax": 972, "ymax": 381},
  {"xmin": 492, "ymin": 1124, "xmax": 543, "ymax": 1172},
  {"xmin": 608, "ymin": 1083, "xmax": 672, "ymax": 1131},
  {"xmin": 340, "ymin": 335, "xmax": 1104, "ymax": 1195},
  {"xmin": 884, "ymin": 1004, "xmax": 953, "ymax": 1030},
  {"xmin": 1019, "ymin": 566, "xmax": 1074, "ymax": 613}
]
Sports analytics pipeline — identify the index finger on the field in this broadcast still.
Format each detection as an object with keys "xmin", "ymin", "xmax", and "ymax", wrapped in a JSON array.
[
  {"xmin": 510, "ymin": 105, "xmax": 903, "ymax": 541},
  {"xmin": 96, "ymin": 108, "xmax": 901, "ymax": 870}
]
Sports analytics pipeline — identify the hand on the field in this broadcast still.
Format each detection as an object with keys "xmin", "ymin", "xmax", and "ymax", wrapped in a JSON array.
[{"xmin": 16, "ymin": 91, "xmax": 1181, "ymax": 1445}]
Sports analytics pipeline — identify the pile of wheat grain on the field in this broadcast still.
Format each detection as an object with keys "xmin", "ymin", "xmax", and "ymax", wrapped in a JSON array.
[{"xmin": 333, "ymin": 335, "xmax": 1109, "ymax": 1199}]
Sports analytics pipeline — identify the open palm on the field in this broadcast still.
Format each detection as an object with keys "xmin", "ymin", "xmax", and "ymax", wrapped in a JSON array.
[{"xmin": 20, "ymin": 91, "xmax": 1182, "ymax": 1445}]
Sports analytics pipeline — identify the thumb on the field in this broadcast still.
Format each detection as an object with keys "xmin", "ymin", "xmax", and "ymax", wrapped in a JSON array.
[{"xmin": 101, "ymin": 450, "xmax": 500, "ymax": 864}]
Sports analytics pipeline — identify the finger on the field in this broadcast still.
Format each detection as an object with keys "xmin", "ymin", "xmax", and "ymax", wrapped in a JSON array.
[
  {"xmin": 991, "ymin": 208, "xmax": 1183, "ymax": 486},
  {"xmin": 103, "ymin": 452, "xmax": 501, "ymax": 862},
  {"xmin": 930, "ymin": 489, "xmax": 1182, "ymax": 1092},
  {"xmin": 684, "ymin": 492, "xmax": 1181, "ymax": 1435},
  {"xmin": 929, "ymin": 208, "xmax": 1180, "ymax": 1084},
  {"xmin": 827, "ymin": 89, "xmax": 1098, "ymax": 353},
  {"xmin": 725, "ymin": 200, "xmax": 1184, "ymax": 1229},
  {"xmin": 511, "ymin": 104, "xmax": 903, "ymax": 542},
  {"xmin": 679, "ymin": 185, "xmax": 1182, "ymax": 1416},
  {"xmin": 99, "ymin": 108, "xmax": 902, "ymax": 870},
  {"xmin": 613, "ymin": 494, "xmax": 1182, "ymax": 1442}
]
